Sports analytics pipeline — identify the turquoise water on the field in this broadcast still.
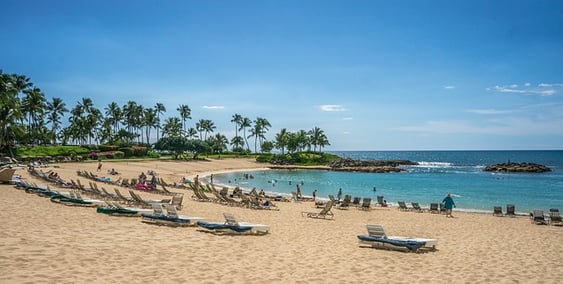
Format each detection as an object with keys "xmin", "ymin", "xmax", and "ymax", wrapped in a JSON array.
[{"xmin": 212, "ymin": 151, "xmax": 563, "ymax": 214}]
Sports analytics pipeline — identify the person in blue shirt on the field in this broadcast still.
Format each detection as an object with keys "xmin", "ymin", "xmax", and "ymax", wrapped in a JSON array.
[{"xmin": 442, "ymin": 193, "xmax": 456, "ymax": 218}]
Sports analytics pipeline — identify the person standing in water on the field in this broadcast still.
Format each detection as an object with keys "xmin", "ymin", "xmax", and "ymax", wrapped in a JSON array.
[{"xmin": 442, "ymin": 193, "xmax": 456, "ymax": 218}]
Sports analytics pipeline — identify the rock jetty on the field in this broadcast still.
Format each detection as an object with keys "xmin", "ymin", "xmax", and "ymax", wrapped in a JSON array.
[
  {"xmin": 328, "ymin": 158, "xmax": 418, "ymax": 173},
  {"xmin": 483, "ymin": 162, "xmax": 551, "ymax": 173}
]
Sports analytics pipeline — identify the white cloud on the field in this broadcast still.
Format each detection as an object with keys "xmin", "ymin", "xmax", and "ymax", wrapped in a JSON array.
[
  {"xmin": 466, "ymin": 109, "xmax": 515, "ymax": 115},
  {"xmin": 202, "ymin": 105, "xmax": 225, "ymax": 109},
  {"xmin": 490, "ymin": 82, "xmax": 563, "ymax": 96},
  {"xmin": 443, "ymin": 85, "xmax": 455, "ymax": 90},
  {"xmin": 320, "ymin": 105, "xmax": 347, "ymax": 112},
  {"xmin": 343, "ymin": 117, "xmax": 353, "ymax": 120},
  {"xmin": 539, "ymin": 83, "xmax": 563, "ymax": 87}
]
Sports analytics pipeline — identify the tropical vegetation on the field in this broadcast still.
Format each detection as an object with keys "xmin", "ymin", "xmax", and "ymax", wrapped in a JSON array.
[{"xmin": 0, "ymin": 71, "xmax": 331, "ymax": 164}]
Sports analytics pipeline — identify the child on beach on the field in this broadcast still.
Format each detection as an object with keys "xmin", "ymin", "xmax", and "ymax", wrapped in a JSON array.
[{"xmin": 442, "ymin": 193, "xmax": 456, "ymax": 218}]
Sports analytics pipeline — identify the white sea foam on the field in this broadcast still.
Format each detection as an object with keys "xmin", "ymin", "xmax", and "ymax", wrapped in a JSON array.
[{"xmin": 414, "ymin": 161, "xmax": 454, "ymax": 168}]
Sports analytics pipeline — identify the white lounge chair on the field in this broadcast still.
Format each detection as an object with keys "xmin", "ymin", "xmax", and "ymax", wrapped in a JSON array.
[
  {"xmin": 357, "ymin": 224, "xmax": 438, "ymax": 252},
  {"xmin": 302, "ymin": 200, "xmax": 335, "ymax": 219},
  {"xmin": 197, "ymin": 213, "xmax": 270, "ymax": 235}
]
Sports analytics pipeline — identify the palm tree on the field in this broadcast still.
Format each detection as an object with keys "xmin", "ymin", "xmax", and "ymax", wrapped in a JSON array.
[
  {"xmin": 196, "ymin": 119, "xmax": 215, "ymax": 141},
  {"xmin": 104, "ymin": 102, "xmax": 122, "ymax": 134},
  {"xmin": 185, "ymin": 127, "xmax": 198, "ymax": 139},
  {"xmin": 46, "ymin": 97, "xmax": 68, "ymax": 144},
  {"xmin": 21, "ymin": 87, "xmax": 46, "ymax": 144},
  {"xmin": 209, "ymin": 133, "xmax": 229, "ymax": 158},
  {"xmin": 250, "ymin": 117, "xmax": 271, "ymax": 153},
  {"xmin": 162, "ymin": 117, "xmax": 182, "ymax": 137},
  {"xmin": 122, "ymin": 101, "xmax": 144, "ymax": 143},
  {"xmin": 142, "ymin": 107, "xmax": 158, "ymax": 145},
  {"xmin": 154, "ymin": 102, "xmax": 166, "ymax": 141},
  {"xmin": 177, "ymin": 104, "xmax": 191, "ymax": 133},
  {"xmin": 0, "ymin": 72, "xmax": 25, "ymax": 155},
  {"xmin": 274, "ymin": 128, "xmax": 289, "ymax": 154},
  {"xmin": 239, "ymin": 117, "xmax": 252, "ymax": 151},
  {"xmin": 66, "ymin": 97, "xmax": 100, "ymax": 145},
  {"xmin": 308, "ymin": 127, "xmax": 326, "ymax": 152},
  {"xmin": 295, "ymin": 129, "xmax": 309, "ymax": 152},
  {"xmin": 231, "ymin": 113, "xmax": 242, "ymax": 139},
  {"xmin": 230, "ymin": 135, "xmax": 245, "ymax": 152}
]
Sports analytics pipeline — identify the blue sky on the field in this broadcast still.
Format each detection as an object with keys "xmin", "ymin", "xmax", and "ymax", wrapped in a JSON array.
[{"xmin": 2, "ymin": 0, "xmax": 562, "ymax": 150}]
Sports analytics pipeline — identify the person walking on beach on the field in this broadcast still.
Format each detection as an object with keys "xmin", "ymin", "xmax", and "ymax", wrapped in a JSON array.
[
  {"xmin": 337, "ymin": 188, "xmax": 342, "ymax": 201},
  {"xmin": 97, "ymin": 161, "xmax": 102, "ymax": 172},
  {"xmin": 194, "ymin": 175, "xmax": 199, "ymax": 187},
  {"xmin": 442, "ymin": 193, "xmax": 456, "ymax": 218},
  {"xmin": 312, "ymin": 189, "xmax": 317, "ymax": 201}
]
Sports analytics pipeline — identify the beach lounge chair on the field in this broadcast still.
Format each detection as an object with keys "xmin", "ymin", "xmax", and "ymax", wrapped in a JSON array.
[
  {"xmin": 337, "ymin": 195, "xmax": 352, "ymax": 210},
  {"xmin": 549, "ymin": 208, "xmax": 562, "ymax": 226},
  {"xmin": 302, "ymin": 200, "xmax": 335, "ymax": 219},
  {"xmin": 429, "ymin": 203, "xmax": 439, "ymax": 214},
  {"xmin": 357, "ymin": 224, "xmax": 438, "ymax": 252},
  {"xmin": 376, "ymin": 195, "xmax": 385, "ymax": 207},
  {"xmin": 114, "ymin": 188, "xmax": 136, "ymax": 204},
  {"xmin": 129, "ymin": 190, "xmax": 164, "ymax": 208},
  {"xmin": 170, "ymin": 194, "xmax": 184, "ymax": 210},
  {"xmin": 531, "ymin": 209, "xmax": 548, "ymax": 225},
  {"xmin": 398, "ymin": 201, "xmax": 410, "ymax": 211},
  {"xmin": 352, "ymin": 197, "xmax": 361, "ymax": 207},
  {"xmin": 189, "ymin": 183, "xmax": 210, "ymax": 202},
  {"xmin": 493, "ymin": 206, "xmax": 504, "ymax": 217},
  {"xmin": 197, "ymin": 212, "xmax": 270, "ymax": 235},
  {"xmin": 101, "ymin": 187, "xmax": 119, "ymax": 200},
  {"xmin": 506, "ymin": 204, "xmax": 516, "ymax": 217},
  {"xmin": 0, "ymin": 167, "xmax": 17, "ymax": 184},
  {"xmin": 411, "ymin": 202, "xmax": 424, "ymax": 213},
  {"xmin": 150, "ymin": 204, "xmax": 206, "ymax": 226},
  {"xmin": 359, "ymin": 198, "xmax": 371, "ymax": 211}
]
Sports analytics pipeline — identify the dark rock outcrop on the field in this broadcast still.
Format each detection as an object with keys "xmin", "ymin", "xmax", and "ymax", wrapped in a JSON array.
[
  {"xmin": 328, "ymin": 158, "xmax": 418, "ymax": 173},
  {"xmin": 483, "ymin": 162, "xmax": 551, "ymax": 173}
]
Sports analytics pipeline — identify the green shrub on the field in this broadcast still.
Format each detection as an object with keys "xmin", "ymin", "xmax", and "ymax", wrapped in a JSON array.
[{"xmin": 146, "ymin": 151, "xmax": 160, "ymax": 158}]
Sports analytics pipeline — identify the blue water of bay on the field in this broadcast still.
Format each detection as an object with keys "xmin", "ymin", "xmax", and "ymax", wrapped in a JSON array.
[{"xmin": 212, "ymin": 150, "xmax": 563, "ymax": 214}]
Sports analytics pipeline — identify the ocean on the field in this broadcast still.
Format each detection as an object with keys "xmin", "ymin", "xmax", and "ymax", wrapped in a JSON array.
[{"xmin": 211, "ymin": 150, "xmax": 563, "ymax": 214}]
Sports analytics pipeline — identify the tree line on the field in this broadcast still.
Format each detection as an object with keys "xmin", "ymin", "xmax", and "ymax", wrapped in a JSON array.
[{"xmin": 1, "ymin": 71, "xmax": 330, "ymax": 158}]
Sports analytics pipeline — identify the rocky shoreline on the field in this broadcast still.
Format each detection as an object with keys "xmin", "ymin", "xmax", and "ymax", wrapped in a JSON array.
[
  {"xmin": 483, "ymin": 162, "xmax": 551, "ymax": 173},
  {"xmin": 269, "ymin": 158, "xmax": 418, "ymax": 173}
]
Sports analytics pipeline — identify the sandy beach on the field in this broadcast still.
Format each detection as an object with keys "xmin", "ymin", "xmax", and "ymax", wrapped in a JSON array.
[{"xmin": 1, "ymin": 158, "xmax": 562, "ymax": 283}]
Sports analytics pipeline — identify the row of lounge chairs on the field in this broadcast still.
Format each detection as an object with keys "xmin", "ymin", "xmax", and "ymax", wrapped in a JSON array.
[
  {"xmin": 530, "ymin": 208, "xmax": 562, "ymax": 226},
  {"xmin": 316, "ymin": 195, "xmax": 375, "ymax": 211},
  {"xmin": 76, "ymin": 169, "xmax": 176, "ymax": 196},
  {"xmin": 190, "ymin": 183, "xmax": 279, "ymax": 210},
  {"xmin": 398, "ymin": 201, "xmax": 437, "ymax": 213},
  {"xmin": 493, "ymin": 204, "xmax": 517, "ymax": 217},
  {"xmin": 137, "ymin": 203, "xmax": 271, "ymax": 234}
]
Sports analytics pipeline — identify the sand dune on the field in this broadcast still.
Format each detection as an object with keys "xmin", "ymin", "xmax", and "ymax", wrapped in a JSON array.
[{"xmin": 0, "ymin": 159, "xmax": 561, "ymax": 283}]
